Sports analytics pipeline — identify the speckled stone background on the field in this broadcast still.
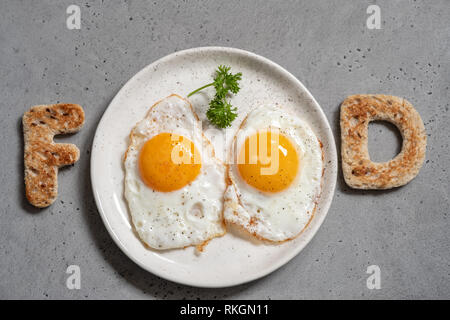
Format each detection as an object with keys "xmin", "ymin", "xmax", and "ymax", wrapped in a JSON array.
[{"xmin": 0, "ymin": 0, "xmax": 449, "ymax": 299}]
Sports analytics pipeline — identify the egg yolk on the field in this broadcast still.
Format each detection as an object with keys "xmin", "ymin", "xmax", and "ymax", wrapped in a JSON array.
[
  {"xmin": 237, "ymin": 130, "xmax": 299, "ymax": 193},
  {"xmin": 139, "ymin": 133, "xmax": 201, "ymax": 192}
]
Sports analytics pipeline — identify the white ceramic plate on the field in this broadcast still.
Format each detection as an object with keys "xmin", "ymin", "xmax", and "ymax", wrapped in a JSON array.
[{"xmin": 91, "ymin": 47, "xmax": 337, "ymax": 288}]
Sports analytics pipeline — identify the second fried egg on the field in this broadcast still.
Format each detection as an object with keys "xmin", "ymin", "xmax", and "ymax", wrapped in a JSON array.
[{"xmin": 224, "ymin": 104, "xmax": 323, "ymax": 242}]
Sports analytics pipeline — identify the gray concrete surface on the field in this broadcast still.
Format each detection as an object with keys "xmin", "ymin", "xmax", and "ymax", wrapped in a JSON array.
[{"xmin": 0, "ymin": 0, "xmax": 449, "ymax": 299}]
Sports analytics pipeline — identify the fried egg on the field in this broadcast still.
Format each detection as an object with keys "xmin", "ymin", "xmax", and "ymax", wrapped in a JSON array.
[
  {"xmin": 124, "ymin": 94, "xmax": 226, "ymax": 250},
  {"xmin": 224, "ymin": 104, "xmax": 323, "ymax": 242}
]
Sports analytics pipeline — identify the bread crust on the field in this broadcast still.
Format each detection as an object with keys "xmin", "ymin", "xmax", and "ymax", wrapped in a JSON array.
[
  {"xmin": 23, "ymin": 103, "xmax": 85, "ymax": 207},
  {"xmin": 340, "ymin": 95, "xmax": 426, "ymax": 189}
]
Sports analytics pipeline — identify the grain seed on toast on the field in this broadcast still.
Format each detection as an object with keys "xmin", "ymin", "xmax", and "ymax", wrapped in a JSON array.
[
  {"xmin": 23, "ymin": 103, "xmax": 85, "ymax": 207},
  {"xmin": 340, "ymin": 95, "xmax": 426, "ymax": 189}
]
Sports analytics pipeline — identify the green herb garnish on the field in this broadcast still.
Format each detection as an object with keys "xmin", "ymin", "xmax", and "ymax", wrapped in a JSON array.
[{"xmin": 187, "ymin": 65, "xmax": 242, "ymax": 128}]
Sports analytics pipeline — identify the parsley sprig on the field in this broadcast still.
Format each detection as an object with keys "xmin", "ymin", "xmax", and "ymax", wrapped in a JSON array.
[{"xmin": 187, "ymin": 65, "xmax": 242, "ymax": 128}]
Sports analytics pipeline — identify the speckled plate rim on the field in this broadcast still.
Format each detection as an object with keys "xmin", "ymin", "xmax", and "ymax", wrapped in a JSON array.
[{"xmin": 91, "ymin": 46, "xmax": 337, "ymax": 288}]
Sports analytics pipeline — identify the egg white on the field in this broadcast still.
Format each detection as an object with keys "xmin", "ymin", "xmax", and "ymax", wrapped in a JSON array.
[
  {"xmin": 224, "ymin": 104, "xmax": 323, "ymax": 242},
  {"xmin": 124, "ymin": 94, "xmax": 226, "ymax": 250}
]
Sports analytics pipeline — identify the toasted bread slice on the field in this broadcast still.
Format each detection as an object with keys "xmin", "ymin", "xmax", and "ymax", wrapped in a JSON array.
[
  {"xmin": 23, "ymin": 103, "xmax": 85, "ymax": 207},
  {"xmin": 340, "ymin": 95, "xmax": 426, "ymax": 189}
]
